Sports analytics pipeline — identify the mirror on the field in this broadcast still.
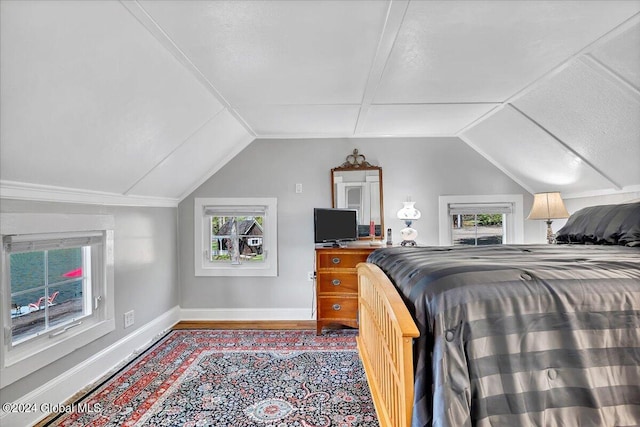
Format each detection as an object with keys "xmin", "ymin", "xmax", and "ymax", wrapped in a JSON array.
[{"xmin": 332, "ymin": 149, "xmax": 384, "ymax": 239}]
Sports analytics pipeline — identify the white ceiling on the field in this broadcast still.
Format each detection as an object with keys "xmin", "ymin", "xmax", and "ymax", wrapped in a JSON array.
[{"xmin": 1, "ymin": 0, "xmax": 639, "ymax": 204}]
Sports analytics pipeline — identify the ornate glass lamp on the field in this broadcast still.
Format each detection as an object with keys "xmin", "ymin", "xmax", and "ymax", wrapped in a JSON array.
[
  {"xmin": 527, "ymin": 192, "xmax": 569, "ymax": 244},
  {"xmin": 397, "ymin": 201, "xmax": 421, "ymax": 246}
]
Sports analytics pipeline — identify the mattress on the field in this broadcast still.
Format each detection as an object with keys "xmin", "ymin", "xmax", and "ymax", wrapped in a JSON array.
[{"xmin": 367, "ymin": 244, "xmax": 640, "ymax": 427}]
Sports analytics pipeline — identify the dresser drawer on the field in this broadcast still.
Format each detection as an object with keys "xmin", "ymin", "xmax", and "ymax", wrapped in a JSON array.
[
  {"xmin": 316, "ymin": 251, "xmax": 371, "ymax": 269},
  {"xmin": 317, "ymin": 272, "xmax": 358, "ymax": 293},
  {"xmin": 318, "ymin": 296, "xmax": 358, "ymax": 320},
  {"xmin": 315, "ymin": 246, "xmax": 375, "ymax": 334}
]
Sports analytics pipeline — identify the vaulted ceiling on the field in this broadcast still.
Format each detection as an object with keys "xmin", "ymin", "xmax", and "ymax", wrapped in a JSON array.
[{"xmin": 1, "ymin": 0, "xmax": 639, "ymax": 205}]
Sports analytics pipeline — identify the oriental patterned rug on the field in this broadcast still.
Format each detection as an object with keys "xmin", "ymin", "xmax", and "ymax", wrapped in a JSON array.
[{"xmin": 44, "ymin": 329, "xmax": 378, "ymax": 427}]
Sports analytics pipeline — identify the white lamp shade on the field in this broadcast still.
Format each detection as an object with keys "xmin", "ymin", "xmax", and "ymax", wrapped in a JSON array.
[
  {"xmin": 527, "ymin": 192, "xmax": 569, "ymax": 220},
  {"xmin": 397, "ymin": 201, "xmax": 421, "ymax": 220}
]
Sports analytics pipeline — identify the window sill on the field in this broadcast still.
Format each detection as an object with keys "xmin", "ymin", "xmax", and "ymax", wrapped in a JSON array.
[{"xmin": 195, "ymin": 264, "xmax": 277, "ymax": 277}]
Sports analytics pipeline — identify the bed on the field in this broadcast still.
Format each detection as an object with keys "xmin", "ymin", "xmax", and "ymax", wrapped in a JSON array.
[{"xmin": 356, "ymin": 201, "xmax": 640, "ymax": 427}]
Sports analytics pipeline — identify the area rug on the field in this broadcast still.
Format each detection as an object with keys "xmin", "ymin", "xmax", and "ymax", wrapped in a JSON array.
[{"xmin": 45, "ymin": 329, "xmax": 378, "ymax": 426}]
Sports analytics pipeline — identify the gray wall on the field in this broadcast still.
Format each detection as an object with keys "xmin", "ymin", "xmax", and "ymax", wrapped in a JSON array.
[
  {"xmin": 8, "ymin": 135, "xmax": 626, "ymax": 403},
  {"xmin": 2, "ymin": 137, "xmax": 634, "ymax": 405},
  {"xmin": 178, "ymin": 137, "xmax": 537, "ymax": 312},
  {"xmin": 0, "ymin": 200, "xmax": 178, "ymax": 403}
]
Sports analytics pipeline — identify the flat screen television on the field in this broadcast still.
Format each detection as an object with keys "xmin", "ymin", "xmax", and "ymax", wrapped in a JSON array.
[{"xmin": 313, "ymin": 208, "xmax": 358, "ymax": 246}]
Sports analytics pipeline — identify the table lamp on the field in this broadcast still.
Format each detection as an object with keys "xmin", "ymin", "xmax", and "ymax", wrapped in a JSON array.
[
  {"xmin": 397, "ymin": 201, "xmax": 421, "ymax": 246},
  {"xmin": 527, "ymin": 192, "xmax": 569, "ymax": 244}
]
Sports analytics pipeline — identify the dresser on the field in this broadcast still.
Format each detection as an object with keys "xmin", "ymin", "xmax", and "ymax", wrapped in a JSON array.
[{"xmin": 315, "ymin": 246, "xmax": 377, "ymax": 334}]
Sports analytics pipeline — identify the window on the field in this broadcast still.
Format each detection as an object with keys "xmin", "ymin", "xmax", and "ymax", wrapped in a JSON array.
[
  {"xmin": 210, "ymin": 214, "xmax": 264, "ymax": 264},
  {"xmin": 449, "ymin": 204, "xmax": 511, "ymax": 246},
  {"xmin": 439, "ymin": 195, "xmax": 524, "ymax": 246},
  {"xmin": 195, "ymin": 198, "xmax": 277, "ymax": 276},
  {"xmin": 1, "ymin": 214, "xmax": 115, "ymax": 387},
  {"xmin": 6, "ymin": 234, "xmax": 99, "ymax": 345}
]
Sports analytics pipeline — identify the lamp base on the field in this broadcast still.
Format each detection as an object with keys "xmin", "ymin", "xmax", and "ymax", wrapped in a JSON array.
[
  {"xmin": 399, "ymin": 226, "xmax": 418, "ymax": 247},
  {"xmin": 546, "ymin": 220, "xmax": 555, "ymax": 244}
]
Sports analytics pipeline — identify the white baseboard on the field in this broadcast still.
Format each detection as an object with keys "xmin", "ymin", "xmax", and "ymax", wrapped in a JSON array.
[
  {"xmin": 180, "ymin": 307, "xmax": 315, "ymax": 321},
  {"xmin": 1, "ymin": 305, "xmax": 180, "ymax": 427}
]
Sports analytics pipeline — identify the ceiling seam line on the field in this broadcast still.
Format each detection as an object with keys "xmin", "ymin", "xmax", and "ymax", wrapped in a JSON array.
[
  {"xmin": 119, "ymin": 0, "xmax": 257, "ymax": 138},
  {"xmin": 371, "ymin": 102, "xmax": 503, "ymax": 106},
  {"xmin": 454, "ymin": 104, "xmax": 505, "ymax": 137},
  {"xmin": 235, "ymin": 103, "xmax": 362, "ymax": 107},
  {"xmin": 354, "ymin": 0, "xmax": 410, "ymax": 136},
  {"xmin": 456, "ymin": 134, "xmax": 535, "ymax": 195},
  {"xmin": 234, "ymin": 102, "xmax": 502, "ymax": 107},
  {"xmin": 457, "ymin": 13, "xmax": 640, "ymax": 152},
  {"xmin": 584, "ymin": 11, "xmax": 640, "ymax": 53},
  {"xmin": 562, "ymin": 184, "xmax": 640, "ymax": 200},
  {"xmin": 177, "ymin": 135, "xmax": 255, "ymax": 202},
  {"xmin": 579, "ymin": 54, "xmax": 640, "ymax": 101},
  {"xmin": 507, "ymin": 104, "xmax": 623, "ymax": 191},
  {"xmin": 122, "ymin": 110, "xmax": 225, "ymax": 196},
  {"xmin": 119, "ymin": 1, "xmax": 231, "ymax": 105},
  {"xmin": 502, "ymin": 13, "xmax": 640, "ymax": 109},
  {"xmin": 256, "ymin": 134, "xmax": 434, "ymax": 140}
]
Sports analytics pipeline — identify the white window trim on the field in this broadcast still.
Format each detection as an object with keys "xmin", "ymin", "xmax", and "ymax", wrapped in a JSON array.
[
  {"xmin": 194, "ymin": 197, "xmax": 278, "ymax": 277},
  {"xmin": 0, "ymin": 213, "xmax": 115, "ymax": 388},
  {"xmin": 438, "ymin": 195, "xmax": 524, "ymax": 246}
]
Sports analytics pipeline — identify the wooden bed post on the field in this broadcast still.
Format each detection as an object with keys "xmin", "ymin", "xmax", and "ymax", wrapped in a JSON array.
[{"xmin": 356, "ymin": 263, "xmax": 419, "ymax": 427}]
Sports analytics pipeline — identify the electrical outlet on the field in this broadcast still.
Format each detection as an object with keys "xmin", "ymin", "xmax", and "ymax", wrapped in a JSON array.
[
  {"xmin": 124, "ymin": 310, "xmax": 135, "ymax": 328},
  {"xmin": 307, "ymin": 271, "xmax": 315, "ymax": 281}
]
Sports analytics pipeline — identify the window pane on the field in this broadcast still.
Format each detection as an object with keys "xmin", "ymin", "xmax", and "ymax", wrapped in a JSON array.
[
  {"xmin": 11, "ymin": 288, "xmax": 46, "ymax": 343},
  {"xmin": 9, "ymin": 247, "xmax": 90, "ymax": 344},
  {"xmin": 451, "ymin": 214, "xmax": 504, "ymax": 246},
  {"xmin": 452, "ymin": 214, "xmax": 476, "ymax": 245},
  {"xmin": 52, "ymin": 278, "xmax": 86, "ymax": 318},
  {"xmin": 48, "ymin": 247, "xmax": 82, "ymax": 284},
  {"xmin": 210, "ymin": 215, "xmax": 230, "ymax": 262},
  {"xmin": 9, "ymin": 251, "xmax": 44, "ymax": 292},
  {"xmin": 210, "ymin": 215, "xmax": 264, "ymax": 263}
]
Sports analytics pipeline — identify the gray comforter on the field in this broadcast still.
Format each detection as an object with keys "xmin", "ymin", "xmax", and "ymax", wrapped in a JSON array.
[{"xmin": 367, "ymin": 245, "xmax": 640, "ymax": 427}]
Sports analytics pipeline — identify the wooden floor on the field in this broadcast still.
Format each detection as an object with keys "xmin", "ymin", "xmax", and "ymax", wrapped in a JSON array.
[{"xmin": 33, "ymin": 321, "xmax": 318, "ymax": 426}]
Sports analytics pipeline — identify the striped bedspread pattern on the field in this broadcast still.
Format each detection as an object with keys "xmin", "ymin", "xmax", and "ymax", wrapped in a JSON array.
[{"xmin": 367, "ymin": 245, "xmax": 640, "ymax": 427}]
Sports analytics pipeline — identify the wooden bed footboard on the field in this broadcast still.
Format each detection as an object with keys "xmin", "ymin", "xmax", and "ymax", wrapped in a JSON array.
[{"xmin": 356, "ymin": 262, "xmax": 419, "ymax": 427}]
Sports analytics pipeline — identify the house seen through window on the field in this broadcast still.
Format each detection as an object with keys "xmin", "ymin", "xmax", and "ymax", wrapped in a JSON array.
[{"xmin": 210, "ymin": 215, "xmax": 264, "ymax": 264}]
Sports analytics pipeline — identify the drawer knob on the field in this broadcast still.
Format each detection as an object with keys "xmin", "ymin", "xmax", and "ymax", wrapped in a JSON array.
[
  {"xmin": 332, "ymin": 279, "xmax": 341, "ymax": 286},
  {"xmin": 332, "ymin": 304, "xmax": 342, "ymax": 311},
  {"xmin": 331, "ymin": 257, "xmax": 341, "ymax": 264}
]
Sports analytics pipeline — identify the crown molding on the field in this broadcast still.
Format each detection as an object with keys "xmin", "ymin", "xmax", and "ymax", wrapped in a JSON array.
[{"xmin": 0, "ymin": 181, "xmax": 179, "ymax": 207}]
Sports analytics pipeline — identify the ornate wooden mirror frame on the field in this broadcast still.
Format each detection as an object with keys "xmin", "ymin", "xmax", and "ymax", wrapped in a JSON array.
[{"xmin": 331, "ymin": 149, "xmax": 384, "ymax": 240}]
